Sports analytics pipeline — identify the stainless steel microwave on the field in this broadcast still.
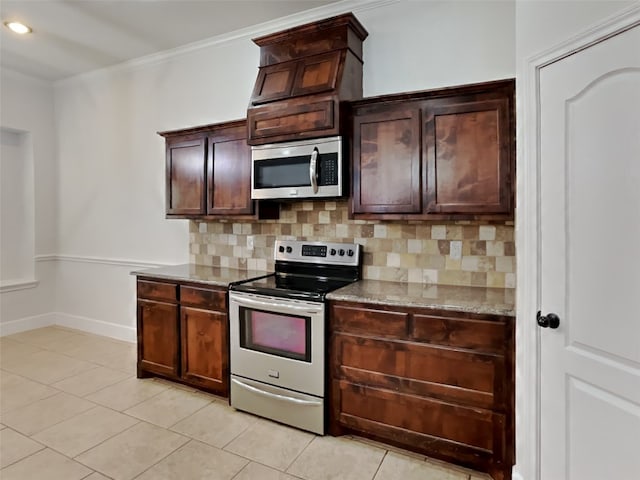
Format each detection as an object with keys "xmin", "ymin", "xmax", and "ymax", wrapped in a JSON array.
[{"xmin": 251, "ymin": 136, "xmax": 343, "ymax": 200}]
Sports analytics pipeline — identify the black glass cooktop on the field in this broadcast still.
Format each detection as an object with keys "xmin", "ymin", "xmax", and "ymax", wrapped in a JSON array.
[{"xmin": 230, "ymin": 273, "xmax": 354, "ymax": 302}]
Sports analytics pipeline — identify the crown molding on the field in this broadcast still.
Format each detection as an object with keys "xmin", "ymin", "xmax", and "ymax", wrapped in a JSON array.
[{"xmin": 55, "ymin": 0, "xmax": 400, "ymax": 87}]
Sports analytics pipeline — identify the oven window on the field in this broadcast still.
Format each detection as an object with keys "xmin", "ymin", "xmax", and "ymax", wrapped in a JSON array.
[{"xmin": 239, "ymin": 307, "xmax": 311, "ymax": 362}]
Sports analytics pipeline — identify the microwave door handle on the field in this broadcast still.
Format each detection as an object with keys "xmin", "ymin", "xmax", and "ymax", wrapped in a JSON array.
[{"xmin": 309, "ymin": 147, "xmax": 319, "ymax": 193}]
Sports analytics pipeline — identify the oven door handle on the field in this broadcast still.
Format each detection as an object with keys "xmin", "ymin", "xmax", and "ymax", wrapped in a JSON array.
[
  {"xmin": 232, "ymin": 378, "xmax": 322, "ymax": 406},
  {"xmin": 231, "ymin": 294, "xmax": 323, "ymax": 314}
]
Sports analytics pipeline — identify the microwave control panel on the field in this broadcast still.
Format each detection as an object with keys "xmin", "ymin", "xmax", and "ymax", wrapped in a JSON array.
[{"xmin": 318, "ymin": 155, "xmax": 339, "ymax": 186}]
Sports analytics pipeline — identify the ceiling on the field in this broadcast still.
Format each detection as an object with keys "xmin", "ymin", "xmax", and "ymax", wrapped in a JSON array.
[{"xmin": 0, "ymin": 0, "xmax": 340, "ymax": 82}]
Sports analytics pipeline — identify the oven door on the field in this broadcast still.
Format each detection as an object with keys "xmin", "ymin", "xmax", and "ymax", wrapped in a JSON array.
[{"xmin": 228, "ymin": 291, "xmax": 325, "ymax": 397}]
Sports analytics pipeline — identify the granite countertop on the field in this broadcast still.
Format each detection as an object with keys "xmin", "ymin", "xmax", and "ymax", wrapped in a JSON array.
[
  {"xmin": 131, "ymin": 264, "xmax": 270, "ymax": 287},
  {"xmin": 327, "ymin": 279, "xmax": 515, "ymax": 316},
  {"xmin": 132, "ymin": 264, "xmax": 515, "ymax": 316}
]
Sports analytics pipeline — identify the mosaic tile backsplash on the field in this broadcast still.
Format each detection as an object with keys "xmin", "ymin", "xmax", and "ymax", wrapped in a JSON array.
[{"xmin": 189, "ymin": 200, "xmax": 515, "ymax": 288}]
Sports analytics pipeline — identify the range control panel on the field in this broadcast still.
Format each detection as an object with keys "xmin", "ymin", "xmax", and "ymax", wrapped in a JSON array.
[{"xmin": 274, "ymin": 240, "xmax": 360, "ymax": 266}]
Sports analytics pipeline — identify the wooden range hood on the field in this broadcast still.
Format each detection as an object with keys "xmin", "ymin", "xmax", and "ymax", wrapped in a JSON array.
[{"xmin": 246, "ymin": 13, "xmax": 368, "ymax": 145}]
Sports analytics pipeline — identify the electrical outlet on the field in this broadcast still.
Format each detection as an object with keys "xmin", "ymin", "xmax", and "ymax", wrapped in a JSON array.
[
  {"xmin": 450, "ymin": 241, "xmax": 462, "ymax": 260},
  {"xmin": 247, "ymin": 235, "xmax": 254, "ymax": 251}
]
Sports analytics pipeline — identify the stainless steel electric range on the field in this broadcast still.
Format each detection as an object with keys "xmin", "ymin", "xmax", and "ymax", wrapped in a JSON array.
[{"xmin": 228, "ymin": 239, "xmax": 361, "ymax": 435}]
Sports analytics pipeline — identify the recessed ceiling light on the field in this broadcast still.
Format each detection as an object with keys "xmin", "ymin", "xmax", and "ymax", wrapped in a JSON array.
[{"xmin": 4, "ymin": 21, "xmax": 32, "ymax": 35}]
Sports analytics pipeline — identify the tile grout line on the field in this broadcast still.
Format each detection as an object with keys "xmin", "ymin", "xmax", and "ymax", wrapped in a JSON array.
[
  {"xmin": 0, "ymin": 368, "xmax": 63, "ymax": 412},
  {"xmin": 67, "ymin": 390, "xmax": 222, "ymax": 477},
  {"xmin": 84, "ymin": 376, "xmax": 169, "ymax": 412},
  {"xmin": 119, "ymin": 433, "xmax": 192, "ymax": 480},
  {"xmin": 0, "ymin": 426, "xmax": 47, "ymax": 470},
  {"xmin": 2, "ymin": 390, "xmax": 96, "ymax": 438},
  {"xmin": 281, "ymin": 431, "xmax": 317, "ymax": 474},
  {"xmin": 371, "ymin": 449, "xmax": 389, "ymax": 480}
]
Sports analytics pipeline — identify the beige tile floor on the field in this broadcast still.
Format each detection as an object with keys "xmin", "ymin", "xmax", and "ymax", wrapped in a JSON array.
[{"xmin": 0, "ymin": 326, "xmax": 492, "ymax": 480}]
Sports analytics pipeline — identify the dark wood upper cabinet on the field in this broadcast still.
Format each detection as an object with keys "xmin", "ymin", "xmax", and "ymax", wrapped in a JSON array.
[
  {"xmin": 425, "ymin": 96, "xmax": 512, "ymax": 214},
  {"xmin": 165, "ymin": 136, "xmax": 207, "ymax": 215},
  {"xmin": 251, "ymin": 52, "xmax": 342, "ymax": 105},
  {"xmin": 207, "ymin": 122, "xmax": 253, "ymax": 216},
  {"xmin": 159, "ymin": 120, "xmax": 278, "ymax": 220},
  {"xmin": 290, "ymin": 51, "xmax": 341, "ymax": 97},
  {"xmin": 251, "ymin": 62, "xmax": 297, "ymax": 104},
  {"xmin": 247, "ymin": 13, "xmax": 368, "ymax": 145},
  {"xmin": 350, "ymin": 79, "xmax": 515, "ymax": 220},
  {"xmin": 352, "ymin": 105, "xmax": 422, "ymax": 214}
]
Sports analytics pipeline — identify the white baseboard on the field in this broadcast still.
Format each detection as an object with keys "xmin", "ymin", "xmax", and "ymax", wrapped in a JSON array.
[
  {"xmin": 54, "ymin": 313, "xmax": 136, "ymax": 343},
  {"xmin": 0, "ymin": 313, "xmax": 57, "ymax": 336},
  {"xmin": 0, "ymin": 312, "xmax": 135, "ymax": 343}
]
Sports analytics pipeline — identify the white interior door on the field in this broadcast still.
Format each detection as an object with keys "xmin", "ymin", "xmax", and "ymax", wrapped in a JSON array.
[{"xmin": 539, "ymin": 23, "xmax": 640, "ymax": 479}]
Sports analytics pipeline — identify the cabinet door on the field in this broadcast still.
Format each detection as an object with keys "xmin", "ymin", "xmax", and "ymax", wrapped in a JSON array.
[
  {"xmin": 352, "ymin": 105, "xmax": 422, "ymax": 214},
  {"xmin": 425, "ymin": 98, "xmax": 512, "ymax": 214},
  {"xmin": 207, "ymin": 123, "xmax": 253, "ymax": 216},
  {"xmin": 180, "ymin": 306, "xmax": 228, "ymax": 394},
  {"xmin": 166, "ymin": 137, "xmax": 206, "ymax": 215},
  {"xmin": 251, "ymin": 62, "xmax": 297, "ymax": 104},
  {"xmin": 137, "ymin": 300, "xmax": 179, "ymax": 377},
  {"xmin": 291, "ymin": 52, "xmax": 341, "ymax": 97}
]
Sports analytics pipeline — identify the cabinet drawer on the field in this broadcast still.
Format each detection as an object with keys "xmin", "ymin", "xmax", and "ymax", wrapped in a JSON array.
[
  {"xmin": 333, "ymin": 333, "xmax": 503, "ymax": 408},
  {"xmin": 412, "ymin": 314, "xmax": 506, "ymax": 354},
  {"xmin": 137, "ymin": 279, "xmax": 177, "ymax": 303},
  {"xmin": 180, "ymin": 285, "xmax": 226, "ymax": 311},
  {"xmin": 331, "ymin": 304, "xmax": 407, "ymax": 338},
  {"xmin": 248, "ymin": 98, "xmax": 335, "ymax": 142},
  {"xmin": 334, "ymin": 380, "xmax": 502, "ymax": 456}
]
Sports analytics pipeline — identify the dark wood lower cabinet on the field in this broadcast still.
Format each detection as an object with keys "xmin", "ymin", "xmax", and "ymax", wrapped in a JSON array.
[
  {"xmin": 137, "ymin": 300, "xmax": 179, "ymax": 377},
  {"xmin": 180, "ymin": 306, "xmax": 227, "ymax": 392},
  {"xmin": 329, "ymin": 300, "xmax": 514, "ymax": 480},
  {"xmin": 136, "ymin": 277, "xmax": 228, "ymax": 397}
]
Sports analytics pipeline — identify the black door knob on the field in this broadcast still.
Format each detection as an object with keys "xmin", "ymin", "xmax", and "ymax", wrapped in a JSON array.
[{"xmin": 537, "ymin": 311, "xmax": 560, "ymax": 329}]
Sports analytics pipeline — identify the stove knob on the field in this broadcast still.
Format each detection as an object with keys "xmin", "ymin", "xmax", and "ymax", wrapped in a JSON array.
[
  {"xmin": 338, "ymin": 249, "xmax": 345, "ymax": 256},
  {"xmin": 330, "ymin": 248, "xmax": 337, "ymax": 256},
  {"xmin": 286, "ymin": 246, "xmax": 293, "ymax": 253},
  {"xmin": 278, "ymin": 245, "xmax": 285, "ymax": 253},
  {"xmin": 347, "ymin": 249, "xmax": 354, "ymax": 257}
]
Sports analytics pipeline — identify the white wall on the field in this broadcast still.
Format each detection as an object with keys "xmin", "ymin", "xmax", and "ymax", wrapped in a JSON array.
[
  {"xmin": 360, "ymin": 0, "xmax": 515, "ymax": 96},
  {"xmin": 514, "ymin": 1, "xmax": 638, "ymax": 479},
  {"xmin": 1, "ymin": 129, "xmax": 34, "ymax": 283},
  {"xmin": 516, "ymin": 0, "xmax": 636, "ymax": 60},
  {"xmin": 0, "ymin": 70, "xmax": 57, "ymax": 332}
]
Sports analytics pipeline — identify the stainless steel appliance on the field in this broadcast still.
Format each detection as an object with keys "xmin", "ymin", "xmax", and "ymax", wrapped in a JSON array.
[
  {"xmin": 228, "ymin": 239, "xmax": 361, "ymax": 434},
  {"xmin": 251, "ymin": 136, "xmax": 344, "ymax": 200}
]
